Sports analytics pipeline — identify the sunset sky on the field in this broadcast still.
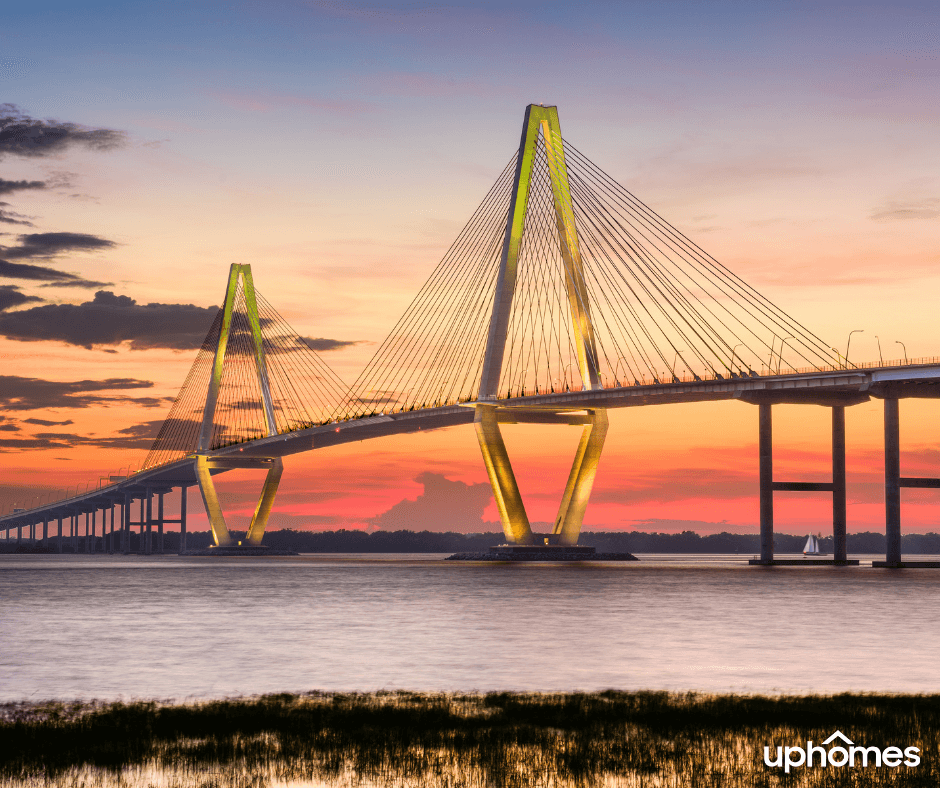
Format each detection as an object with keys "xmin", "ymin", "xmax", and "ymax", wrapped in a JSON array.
[{"xmin": 1, "ymin": 0, "xmax": 939, "ymax": 536}]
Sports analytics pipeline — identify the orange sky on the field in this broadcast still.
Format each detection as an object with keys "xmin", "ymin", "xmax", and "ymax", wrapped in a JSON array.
[{"xmin": 2, "ymin": 2, "xmax": 939, "ymax": 535}]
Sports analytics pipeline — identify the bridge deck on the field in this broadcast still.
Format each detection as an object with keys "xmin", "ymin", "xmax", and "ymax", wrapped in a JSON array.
[{"xmin": 4, "ymin": 363, "xmax": 940, "ymax": 527}]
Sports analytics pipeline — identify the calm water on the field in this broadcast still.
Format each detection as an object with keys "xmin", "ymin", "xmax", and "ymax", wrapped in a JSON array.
[{"xmin": 2, "ymin": 553, "xmax": 939, "ymax": 701}]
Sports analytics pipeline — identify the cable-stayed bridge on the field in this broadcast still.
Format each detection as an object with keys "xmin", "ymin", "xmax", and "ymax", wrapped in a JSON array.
[{"xmin": 3, "ymin": 105, "xmax": 939, "ymax": 567}]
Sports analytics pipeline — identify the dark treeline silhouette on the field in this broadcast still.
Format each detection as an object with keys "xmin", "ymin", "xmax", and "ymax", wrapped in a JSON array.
[{"xmin": 6, "ymin": 529, "xmax": 940, "ymax": 554}]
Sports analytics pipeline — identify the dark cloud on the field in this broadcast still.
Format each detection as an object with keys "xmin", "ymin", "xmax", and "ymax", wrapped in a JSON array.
[
  {"xmin": 0, "ymin": 423, "xmax": 19, "ymax": 432},
  {"xmin": 0, "ymin": 258, "xmax": 110, "ymax": 287},
  {"xmin": 0, "ymin": 374, "xmax": 158, "ymax": 411},
  {"xmin": 0, "ymin": 284, "xmax": 42, "ymax": 312},
  {"xmin": 90, "ymin": 421, "xmax": 166, "ymax": 449},
  {"xmin": 0, "ymin": 178, "xmax": 46, "ymax": 195},
  {"xmin": 0, "ymin": 419, "xmax": 184, "ymax": 454},
  {"xmin": 117, "ymin": 396, "xmax": 173, "ymax": 408},
  {"xmin": 301, "ymin": 336, "xmax": 363, "ymax": 352},
  {"xmin": 227, "ymin": 399, "xmax": 263, "ymax": 411},
  {"xmin": 871, "ymin": 199, "xmax": 940, "ymax": 221},
  {"xmin": 38, "ymin": 278, "xmax": 114, "ymax": 288},
  {"xmin": 0, "ymin": 290, "xmax": 218, "ymax": 350},
  {"xmin": 218, "ymin": 326, "xmax": 361, "ymax": 357},
  {"xmin": 0, "ymin": 202, "xmax": 33, "ymax": 226},
  {"xmin": 0, "ymin": 232, "xmax": 115, "ymax": 259},
  {"xmin": 0, "ymin": 436, "xmax": 75, "ymax": 450},
  {"xmin": 76, "ymin": 421, "xmax": 163, "ymax": 450},
  {"xmin": 0, "ymin": 104, "xmax": 126, "ymax": 159},
  {"xmin": 368, "ymin": 472, "xmax": 493, "ymax": 532},
  {"xmin": 145, "ymin": 416, "xmax": 229, "ymax": 456},
  {"xmin": 23, "ymin": 418, "xmax": 74, "ymax": 426}
]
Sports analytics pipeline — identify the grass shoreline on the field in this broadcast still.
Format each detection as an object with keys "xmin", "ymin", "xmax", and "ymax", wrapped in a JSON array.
[{"xmin": 3, "ymin": 690, "xmax": 939, "ymax": 786}]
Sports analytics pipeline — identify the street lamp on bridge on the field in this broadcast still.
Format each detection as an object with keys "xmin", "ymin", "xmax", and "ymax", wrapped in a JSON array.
[
  {"xmin": 671, "ymin": 347, "xmax": 686, "ymax": 382},
  {"xmin": 896, "ymin": 340, "xmax": 908, "ymax": 364},
  {"xmin": 845, "ymin": 329, "xmax": 863, "ymax": 366},
  {"xmin": 729, "ymin": 343, "xmax": 745, "ymax": 377},
  {"xmin": 777, "ymin": 336, "xmax": 795, "ymax": 374}
]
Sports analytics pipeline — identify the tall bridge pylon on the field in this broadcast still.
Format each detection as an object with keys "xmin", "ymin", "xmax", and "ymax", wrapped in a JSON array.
[
  {"xmin": 477, "ymin": 104, "xmax": 607, "ymax": 546},
  {"xmin": 339, "ymin": 102, "xmax": 840, "ymax": 548}
]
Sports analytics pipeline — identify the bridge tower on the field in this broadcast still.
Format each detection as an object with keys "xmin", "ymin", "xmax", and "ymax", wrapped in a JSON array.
[
  {"xmin": 195, "ymin": 263, "xmax": 284, "ymax": 547},
  {"xmin": 477, "ymin": 104, "xmax": 607, "ymax": 546}
]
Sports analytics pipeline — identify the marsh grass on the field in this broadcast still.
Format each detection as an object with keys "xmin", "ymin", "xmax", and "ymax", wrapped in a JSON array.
[{"xmin": 2, "ymin": 691, "xmax": 938, "ymax": 787}]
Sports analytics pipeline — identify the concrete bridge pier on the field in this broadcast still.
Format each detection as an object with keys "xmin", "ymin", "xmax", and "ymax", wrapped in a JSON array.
[
  {"xmin": 56, "ymin": 515, "xmax": 63, "ymax": 553},
  {"xmin": 832, "ymin": 405, "xmax": 847, "ymax": 561},
  {"xmin": 157, "ymin": 492, "xmax": 165, "ymax": 554},
  {"xmin": 883, "ymin": 397, "xmax": 902, "ymax": 565},
  {"xmin": 870, "ymin": 392, "xmax": 940, "ymax": 568},
  {"xmin": 178, "ymin": 485, "xmax": 188, "ymax": 554},
  {"xmin": 758, "ymin": 403, "xmax": 773, "ymax": 562},
  {"xmin": 122, "ymin": 493, "xmax": 131, "ymax": 554},
  {"xmin": 871, "ymin": 395, "xmax": 940, "ymax": 567},
  {"xmin": 145, "ymin": 490, "xmax": 153, "ymax": 555},
  {"xmin": 746, "ymin": 391, "xmax": 864, "ymax": 566}
]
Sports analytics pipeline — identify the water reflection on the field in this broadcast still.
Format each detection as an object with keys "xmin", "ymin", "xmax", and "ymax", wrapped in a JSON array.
[{"xmin": 5, "ymin": 554, "xmax": 940, "ymax": 700}]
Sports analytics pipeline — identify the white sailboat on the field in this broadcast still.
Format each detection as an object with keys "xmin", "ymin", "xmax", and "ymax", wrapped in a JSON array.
[{"xmin": 803, "ymin": 533, "xmax": 826, "ymax": 556}]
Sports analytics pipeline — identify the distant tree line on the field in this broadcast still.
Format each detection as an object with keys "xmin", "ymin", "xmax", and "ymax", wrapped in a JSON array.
[{"xmin": 7, "ymin": 529, "xmax": 940, "ymax": 554}]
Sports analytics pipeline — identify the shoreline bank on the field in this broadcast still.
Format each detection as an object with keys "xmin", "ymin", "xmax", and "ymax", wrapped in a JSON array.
[{"xmin": 3, "ymin": 691, "xmax": 939, "ymax": 787}]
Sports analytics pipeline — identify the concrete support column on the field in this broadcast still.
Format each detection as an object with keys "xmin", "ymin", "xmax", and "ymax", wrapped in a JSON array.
[
  {"xmin": 122, "ymin": 495, "xmax": 131, "ymax": 554},
  {"xmin": 42, "ymin": 516, "xmax": 48, "ymax": 546},
  {"xmin": 885, "ymin": 397, "xmax": 902, "ymax": 565},
  {"xmin": 832, "ymin": 406, "xmax": 847, "ymax": 561},
  {"xmin": 29, "ymin": 521, "xmax": 35, "ymax": 541},
  {"xmin": 145, "ymin": 491, "xmax": 153, "ymax": 555},
  {"xmin": 179, "ymin": 486, "xmax": 187, "ymax": 555},
  {"xmin": 16, "ymin": 524, "xmax": 21, "ymax": 543},
  {"xmin": 84, "ymin": 512, "xmax": 90, "ymax": 553},
  {"xmin": 57, "ymin": 516, "xmax": 63, "ymax": 553},
  {"xmin": 157, "ymin": 492, "xmax": 165, "ymax": 555},
  {"xmin": 759, "ymin": 403, "xmax": 774, "ymax": 563},
  {"xmin": 91, "ymin": 510, "xmax": 97, "ymax": 553},
  {"xmin": 108, "ymin": 505, "xmax": 115, "ymax": 554},
  {"xmin": 71, "ymin": 513, "xmax": 77, "ymax": 552}
]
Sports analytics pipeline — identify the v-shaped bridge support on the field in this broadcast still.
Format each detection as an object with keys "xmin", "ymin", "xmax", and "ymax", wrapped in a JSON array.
[
  {"xmin": 194, "ymin": 263, "xmax": 284, "ymax": 547},
  {"xmin": 476, "ymin": 104, "xmax": 608, "ymax": 546},
  {"xmin": 475, "ymin": 405, "xmax": 607, "ymax": 545}
]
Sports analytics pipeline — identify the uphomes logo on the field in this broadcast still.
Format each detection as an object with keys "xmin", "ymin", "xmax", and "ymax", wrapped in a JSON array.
[{"xmin": 764, "ymin": 730, "xmax": 921, "ymax": 773}]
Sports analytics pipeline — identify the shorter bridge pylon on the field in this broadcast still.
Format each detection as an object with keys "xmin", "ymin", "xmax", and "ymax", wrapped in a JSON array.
[{"xmin": 195, "ymin": 264, "xmax": 284, "ymax": 547}]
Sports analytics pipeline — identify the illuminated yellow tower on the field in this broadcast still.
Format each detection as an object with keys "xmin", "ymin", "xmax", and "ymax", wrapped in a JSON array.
[
  {"xmin": 476, "ymin": 105, "xmax": 608, "ymax": 546},
  {"xmin": 195, "ymin": 263, "xmax": 284, "ymax": 547}
]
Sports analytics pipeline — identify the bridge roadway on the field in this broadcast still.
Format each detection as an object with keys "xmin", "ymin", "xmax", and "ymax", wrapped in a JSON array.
[{"xmin": 3, "ymin": 361, "xmax": 940, "ymax": 546}]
